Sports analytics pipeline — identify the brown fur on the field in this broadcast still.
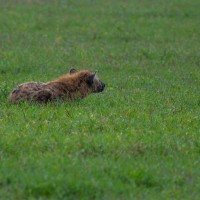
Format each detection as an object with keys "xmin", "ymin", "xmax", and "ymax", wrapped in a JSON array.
[{"xmin": 9, "ymin": 69, "xmax": 105, "ymax": 103}]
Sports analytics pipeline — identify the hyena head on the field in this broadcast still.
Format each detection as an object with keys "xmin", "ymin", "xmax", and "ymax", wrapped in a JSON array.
[{"xmin": 69, "ymin": 68, "xmax": 105, "ymax": 93}]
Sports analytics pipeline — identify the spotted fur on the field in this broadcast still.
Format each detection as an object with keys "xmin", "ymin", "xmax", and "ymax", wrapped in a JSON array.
[{"xmin": 9, "ymin": 69, "xmax": 105, "ymax": 103}]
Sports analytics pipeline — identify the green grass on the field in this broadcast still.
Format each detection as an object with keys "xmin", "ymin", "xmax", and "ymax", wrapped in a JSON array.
[{"xmin": 0, "ymin": 0, "xmax": 200, "ymax": 199}]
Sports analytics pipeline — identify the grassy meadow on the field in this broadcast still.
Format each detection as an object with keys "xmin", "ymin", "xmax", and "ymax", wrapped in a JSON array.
[{"xmin": 0, "ymin": 0, "xmax": 200, "ymax": 199}]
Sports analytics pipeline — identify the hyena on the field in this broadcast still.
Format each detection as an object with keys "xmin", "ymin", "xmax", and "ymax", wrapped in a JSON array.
[{"xmin": 9, "ymin": 69, "xmax": 105, "ymax": 103}]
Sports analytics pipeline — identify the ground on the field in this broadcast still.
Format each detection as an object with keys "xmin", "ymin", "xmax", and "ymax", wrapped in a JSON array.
[{"xmin": 0, "ymin": 0, "xmax": 200, "ymax": 199}]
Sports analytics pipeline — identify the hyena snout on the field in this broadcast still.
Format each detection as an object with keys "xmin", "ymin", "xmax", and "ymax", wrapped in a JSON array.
[{"xmin": 96, "ymin": 81, "xmax": 105, "ymax": 93}]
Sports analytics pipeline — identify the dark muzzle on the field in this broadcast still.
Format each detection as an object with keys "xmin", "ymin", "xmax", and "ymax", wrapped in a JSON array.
[{"xmin": 99, "ymin": 82, "xmax": 105, "ymax": 92}]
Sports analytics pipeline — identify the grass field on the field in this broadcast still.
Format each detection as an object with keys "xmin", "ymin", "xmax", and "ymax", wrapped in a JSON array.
[{"xmin": 0, "ymin": 0, "xmax": 200, "ymax": 199}]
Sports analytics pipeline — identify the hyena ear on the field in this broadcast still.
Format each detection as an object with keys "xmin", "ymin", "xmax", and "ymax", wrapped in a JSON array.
[
  {"xmin": 87, "ymin": 73, "xmax": 96, "ymax": 85},
  {"xmin": 69, "ymin": 68, "xmax": 77, "ymax": 74}
]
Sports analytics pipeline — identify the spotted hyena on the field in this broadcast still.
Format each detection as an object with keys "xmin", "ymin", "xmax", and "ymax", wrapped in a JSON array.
[{"xmin": 9, "ymin": 69, "xmax": 105, "ymax": 103}]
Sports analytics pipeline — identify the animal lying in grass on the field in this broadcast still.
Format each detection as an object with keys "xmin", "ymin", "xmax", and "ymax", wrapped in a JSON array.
[{"xmin": 9, "ymin": 69, "xmax": 105, "ymax": 103}]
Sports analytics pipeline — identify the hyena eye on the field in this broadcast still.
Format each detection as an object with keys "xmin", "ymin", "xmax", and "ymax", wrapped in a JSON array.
[{"xmin": 87, "ymin": 74, "xmax": 95, "ymax": 85}]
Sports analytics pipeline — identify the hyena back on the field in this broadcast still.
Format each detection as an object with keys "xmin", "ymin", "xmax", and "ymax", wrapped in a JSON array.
[{"xmin": 9, "ymin": 69, "xmax": 105, "ymax": 103}]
